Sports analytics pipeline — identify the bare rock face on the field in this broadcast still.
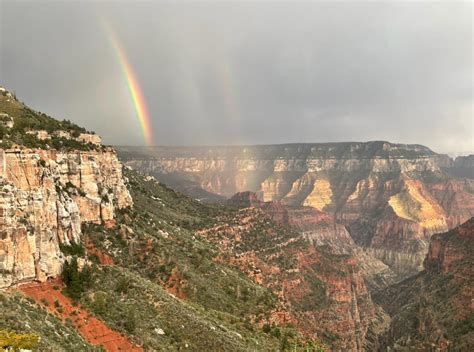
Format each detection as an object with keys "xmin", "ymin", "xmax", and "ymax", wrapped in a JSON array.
[
  {"xmin": 0, "ymin": 148, "xmax": 132, "ymax": 287},
  {"xmin": 118, "ymin": 142, "xmax": 474, "ymax": 282}
]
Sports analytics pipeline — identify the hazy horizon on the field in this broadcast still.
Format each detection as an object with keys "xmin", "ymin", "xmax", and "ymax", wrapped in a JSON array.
[
  {"xmin": 115, "ymin": 142, "xmax": 474, "ymax": 158},
  {"xmin": 1, "ymin": 1, "xmax": 472, "ymax": 153}
]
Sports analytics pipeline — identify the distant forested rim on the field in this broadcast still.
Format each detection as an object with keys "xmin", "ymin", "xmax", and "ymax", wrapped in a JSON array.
[{"xmin": 116, "ymin": 141, "xmax": 442, "ymax": 160}]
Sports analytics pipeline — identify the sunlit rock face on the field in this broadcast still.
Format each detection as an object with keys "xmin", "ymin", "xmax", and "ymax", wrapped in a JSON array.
[
  {"xmin": 0, "ymin": 148, "xmax": 132, "ymax": 287},
  {"xmin": 388, "ymin": 178, "xmax": 447, "ymax": 231},
  {"xmin": 118, "ymin": 142, "xmax": 474, "ymax": 281}
]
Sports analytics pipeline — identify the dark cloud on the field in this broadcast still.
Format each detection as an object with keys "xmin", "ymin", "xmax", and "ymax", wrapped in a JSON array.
[{"xmin": 1, "ymin": 1, "xmax": 472, "ymax": 153}]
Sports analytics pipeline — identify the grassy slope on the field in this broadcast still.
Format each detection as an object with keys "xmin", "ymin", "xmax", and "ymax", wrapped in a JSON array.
[
  {"xmin": 76, "ymin": 170, "xmax": 315, "ymax": 351},
  {"xmin": 3, "ymin": 168, "xmax": 311, "ymax": 351}
]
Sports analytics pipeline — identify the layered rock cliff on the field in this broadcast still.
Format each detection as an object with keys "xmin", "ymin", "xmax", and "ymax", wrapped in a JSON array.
[
  {"xmin": 0, "ymin": 86, "xmax": 133, "ymax": 287},
  {"xmin": 0, "ymin": 148, "xmax": 132, "ymax": 287},
  {"xmin": 118, "ymin": 143, "xmax": 451, "ymax": 200},
  {"xmin": 118, "ymin": 143, "xmax": 474, "ymax": 282}
]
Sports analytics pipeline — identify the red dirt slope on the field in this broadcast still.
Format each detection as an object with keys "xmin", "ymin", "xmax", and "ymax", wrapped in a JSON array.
[{"xmin": 18, "ymin": 279, "xmax": 142, "ymax": 352}]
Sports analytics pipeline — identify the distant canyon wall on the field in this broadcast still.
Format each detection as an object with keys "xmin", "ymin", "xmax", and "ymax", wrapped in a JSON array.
[{"xmin": 118, "ymin": 142, "xmax": 474, "ymax": 281}]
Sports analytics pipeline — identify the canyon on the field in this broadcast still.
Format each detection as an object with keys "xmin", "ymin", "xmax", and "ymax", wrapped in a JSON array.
[
  {"xmin": 0, "ymin": 86, "xmax": 472, "ymax": 351},
  {"xmin": 118, "ymin": 144, "xmax": 474, "ymax": 284}
]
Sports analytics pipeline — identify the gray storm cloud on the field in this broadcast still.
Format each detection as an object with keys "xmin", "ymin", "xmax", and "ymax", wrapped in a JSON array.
[{"xmin": 0, "ymin": 1, "xmax": 472, "ymax": 153}]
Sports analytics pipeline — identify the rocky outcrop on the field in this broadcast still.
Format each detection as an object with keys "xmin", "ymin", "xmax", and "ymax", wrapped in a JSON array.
[
  {"xmin": 228, "ymin": 191, "xmax": 262, "ymax": 208},
  {"xmin": 118, "ymin": 143, "xmax": 474, "ymax": 282},
  {"xmin": 0, "ymin": 148, "xmax": 132, "ymax": 287},
  {"xmin": 424, "ymin": 217, "xmax": 474, "ymax": 276}
]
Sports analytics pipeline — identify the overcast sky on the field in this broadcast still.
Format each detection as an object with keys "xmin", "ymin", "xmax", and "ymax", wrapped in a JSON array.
[{"xmin": 0, "ymin": 1, "xmax": 472, "ymax": 152}]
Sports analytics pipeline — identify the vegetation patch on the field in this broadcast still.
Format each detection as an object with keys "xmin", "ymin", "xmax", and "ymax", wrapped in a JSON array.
[{"xmin": 0, "ymin": 330, "xmax": 39, "ymax": 351}]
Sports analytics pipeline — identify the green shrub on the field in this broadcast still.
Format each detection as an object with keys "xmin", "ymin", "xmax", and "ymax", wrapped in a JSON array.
[
  {"xmin": 115, "ymin": 277, "xmax": 130, "ymax": 294},
  {"xmin": 62, "ymin": 257, "xmax": 92, "ymax": 301},
  {"xmin": 59, "ymin": 243, "xmax": 85, "ymax": 257}
]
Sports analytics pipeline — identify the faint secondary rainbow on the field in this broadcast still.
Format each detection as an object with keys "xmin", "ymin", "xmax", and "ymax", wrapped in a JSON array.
[{"xmin": 104, "ymin": 22, "xmax": 154, "ymax": 145}]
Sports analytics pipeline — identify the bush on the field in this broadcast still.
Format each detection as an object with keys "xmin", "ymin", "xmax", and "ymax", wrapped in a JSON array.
[
  {"xmin": 123, "ymin": 308, "xmax": 137, "ymax": 333},
  {"xmin": 0, "ymin": 125, "xmax": 8, "ymax": 139},
  {"xmin": 91, "ymin": 292, "xmax": 107, "ymax": 315},
  {"xmin": 59, "ymin": 243, "xmax": 86, "ymax": 257},
  {"xmin": 0, "ymin": 330, "xmax": 39, "ymax": 350},
  {"xmin": 62, "ymin": 257, "xmax": 92, "ymax": 301},
  {"xmin": 115, "ymin": 277, "xmax": 131, "ymax": 294}
]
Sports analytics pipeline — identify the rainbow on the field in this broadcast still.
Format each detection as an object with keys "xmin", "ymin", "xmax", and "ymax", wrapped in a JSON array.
[{"xmin": 104, "ymin": 23, "xmax": 154, "ymax": 146}]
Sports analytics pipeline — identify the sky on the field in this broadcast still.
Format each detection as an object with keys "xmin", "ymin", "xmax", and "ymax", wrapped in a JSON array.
[{"xmin": 0, "ymin": 0, "xmax": 472, "ymax": 153}]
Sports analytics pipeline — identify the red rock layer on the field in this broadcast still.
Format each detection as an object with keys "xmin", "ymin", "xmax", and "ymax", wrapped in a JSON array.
[{"xmin": 18, "ymin": 279, "xmax": 142, "ymax": 352}]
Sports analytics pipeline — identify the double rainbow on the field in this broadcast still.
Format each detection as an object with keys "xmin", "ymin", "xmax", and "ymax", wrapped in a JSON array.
[{"xmin": 105, "ymin": 23, "xmax": 154, "ymax": 146}]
